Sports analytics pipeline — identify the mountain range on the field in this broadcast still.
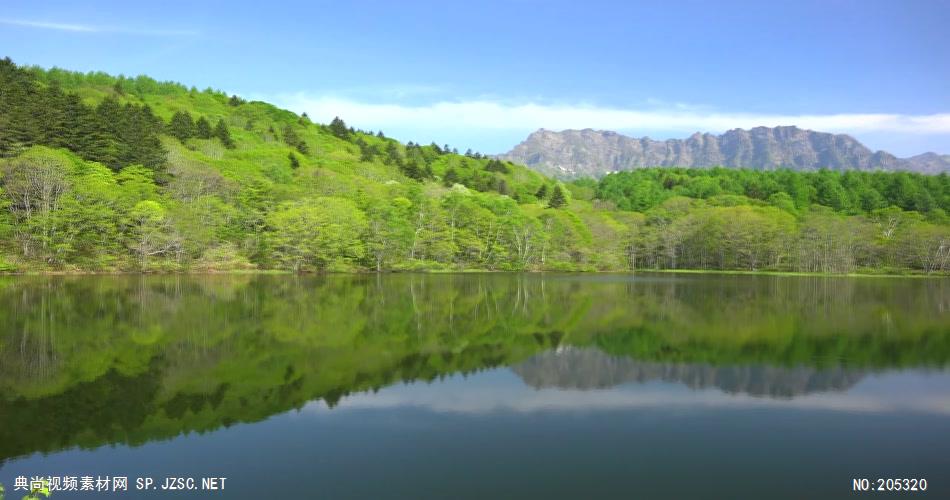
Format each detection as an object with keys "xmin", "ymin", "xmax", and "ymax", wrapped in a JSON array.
[{"xmin": 499, "ymin": 126, "xmax": 950, "ymax": 179}]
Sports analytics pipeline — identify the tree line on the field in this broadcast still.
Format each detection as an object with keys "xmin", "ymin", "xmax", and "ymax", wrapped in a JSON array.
[{"xmin": 595, "ymin": 167, "xmax": 948, "ymax": 215}]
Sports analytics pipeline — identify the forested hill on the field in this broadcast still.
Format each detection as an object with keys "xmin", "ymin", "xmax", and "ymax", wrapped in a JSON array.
[
  {"xmin": 0, "ymin": 57, "xmax": 947, "ymax": 274},
  {"xmin": 501, "ymin": 127, "xmax": 950, "ymax": 179}
]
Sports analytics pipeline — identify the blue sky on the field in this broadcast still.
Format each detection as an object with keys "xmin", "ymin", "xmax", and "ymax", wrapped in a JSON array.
[{"xmin": 2, "ymin": 0, "xmax": 949, "ymax": 155}]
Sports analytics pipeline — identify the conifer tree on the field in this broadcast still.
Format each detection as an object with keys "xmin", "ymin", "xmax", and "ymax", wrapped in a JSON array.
[
  {"xmin": 402, "ymin": 161, "xmax": 424, "ymax": 180},
  {"xmin": 329, "ymin": 117, "xmax": 349, "ymax": 139},
  {"xmin": 535, "ymin": 184, "xmax": 548, "ymax": 200},
  {"xmin": 195, "ymin": 117, "xmax": 213, "ymax": 139},
  {"xmin": 385, "ymin": 142, "xmax": 401, "ymax": 165},
  {"xmin": 443, "ymin": 168, "xmax": 460, "ymax": 187},
  {"xmin": 169, "ymin": 111, "xmax": 195, "ymax": 143},
  {"xmin": 214, "ymin": 119, "xmax": 234, "ymax": 148},
  {"xmin": 548, "ymin": 185, "xmax": 567, "ymax": 208},
  {"xmin": 282, "ymin": 124, "xmax": 309, "ymax": 154}
]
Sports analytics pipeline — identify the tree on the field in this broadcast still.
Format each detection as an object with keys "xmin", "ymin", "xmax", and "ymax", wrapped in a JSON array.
[
  {"xmin": 195, "ymin": 117, "xmax": 213, "ymax": 139},
  {"xmin": 126, "ymin": 200, "xmax": 172, "ymax": 271},
  {"xmin": 485, "ymin": 159, "xmax": 511, "ymax": 173},
  {"xmin": 329, "ymin": 117, "xmax": 349, "ymax": 139},
  {"xmin": 1, "ymin": 147, "xmax": 71, "ymax": 260},
  {"xmin": 402, "ymin": 160, "xmax": 425, "ymax": 181},
  {"xmin": 214, "ymin": 119, "xmax": 235, "ymax": 149},
  {"xmin": 384, "ymin": 141, "xmax": 401, "ymax": 165},
  {"xmin": 535, "ymin": 184, "xmax": 548, "ymax": 200},
  {"xmin": 497, "ymin": 179, "xmax": 509, "ymax": 195},
  {"xmin": 282, "ymin": 124, "xmax": 309, "ymax": 154},
  {"xmin": 548, "ymin": 185, "xmax": 567, "ymax": 208},
  {"xmin": 443, "ymin": 168, "xmax": 460, "ymax": 187},
  {"xmin": 364, "ymin": 198, "xmax": 412, "ymax": 271},
  {"xmin": 168, "ymin": 111, "xmax": 195, "ymax": 143},
  {"xmin": 265, "ymin": 198, "xmax": 367, "ymax": 272},
  {"xmin": 356, "ymin": 138, "xmax": 374, "ymax": 162},
  {"xmin": 288, "ymin": 152, "xmax": 300, "ymax": 169}
]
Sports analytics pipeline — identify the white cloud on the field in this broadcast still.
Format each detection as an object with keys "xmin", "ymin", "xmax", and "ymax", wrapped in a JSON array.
[
  {"xmin": 273, "ymin": 93, "xmax": 950, "ymax": 137},
  {"xmin": 0, "ymin": 18, "xmax": 198, "ymax": 36},
  {"xmin": 299, "ymin": 373, "xmax": 950, "ymax": 416}
]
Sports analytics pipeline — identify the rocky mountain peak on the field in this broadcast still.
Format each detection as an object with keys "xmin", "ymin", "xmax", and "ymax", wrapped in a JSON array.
[{"xmin": 500, "ymin": 126, "xmax": 950, "ymax": 178}]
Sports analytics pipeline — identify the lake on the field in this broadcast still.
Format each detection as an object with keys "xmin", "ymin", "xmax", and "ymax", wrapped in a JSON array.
[{"xmin": 1, "ymin": 274, "xmax": 948, "ymax": 499}]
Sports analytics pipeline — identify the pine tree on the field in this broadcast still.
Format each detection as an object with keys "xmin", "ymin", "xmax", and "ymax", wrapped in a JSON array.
[
  {"xmin": 385, "ymin": 142, "xmax": 401, "ymax": 165},
  {"xmin": 195, "ymin": 117, "xmax": 213, "ymax": 139},
  {"xmin": 443, "ymin": 168, "xmax": 460, "ymax": 187},
  {"xmin": 169, "ymin": 111, "xmax": 195, "ymax": 143},
  {"xmin": 535, "ymin": 184, "xmax": 548, "ymax": 200},
  {"xmin": 282, "ymin": 124, "xmax": 309, "ymax": 154},
  {"xmin": 402, "ymin": 161, "xmax": 424, "ymax": 180},
  {"xmin": 329, "ymin": 117, "xmax": 349, "ymax": 139},
  {"xmin": 228, "ymin": 95, "xmax": 244, "ymax": 106},
  {"xmin": 288, "ymin": 152, "xmax": 300, "ymax": 169},
  {"xmin": 214, "ymin": 118, "xmax": 235, "ymax": 148},
  {"xmin": 357, "ymin": 138, "xmax": 374, "ymax": 162},
  {"xmin": 548, "ymin": 185, "xmax": 567, "ymax": 209}
]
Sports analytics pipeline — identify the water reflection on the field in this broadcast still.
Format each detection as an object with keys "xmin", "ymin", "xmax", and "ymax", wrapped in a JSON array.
[
  {"xmin": 0, "ymin": 273, "xmax": 948, "ymax": 465},
  {"xmin": 514, "ymin": 347, "xmax": 868, "ymax": 397}
]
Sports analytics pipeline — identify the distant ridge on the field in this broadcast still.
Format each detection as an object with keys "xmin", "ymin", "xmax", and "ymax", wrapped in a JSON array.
[{"xmin": 499, "ymin": 126, "xmax": 950, "ymax": 179}]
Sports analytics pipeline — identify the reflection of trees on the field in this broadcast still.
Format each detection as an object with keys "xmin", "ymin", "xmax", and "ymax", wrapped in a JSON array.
[
  {"xmin": 513, "ymin": 347, "xmax": 867, "ymax": 397},
  {"xmin": 0, "ymin": 274, "xmax": 947, "ymax": 462}
]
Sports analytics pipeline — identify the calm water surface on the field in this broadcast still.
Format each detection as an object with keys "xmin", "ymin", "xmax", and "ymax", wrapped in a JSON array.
[{"xmin": 1, "ymin": 274, "xmax": 948, "ymax": 499}]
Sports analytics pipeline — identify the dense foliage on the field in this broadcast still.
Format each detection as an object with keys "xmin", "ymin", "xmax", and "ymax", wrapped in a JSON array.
[
  {"xmin": 589, "ymin": 169, "xmax": 950, "ymax": 272},
  {"xmin": 596, "ymin": 167, "xmax": 949, "ymax": 215},
  {"xmin": 0, "ymin": 58, "xmax": 947, "ymax": 274}
]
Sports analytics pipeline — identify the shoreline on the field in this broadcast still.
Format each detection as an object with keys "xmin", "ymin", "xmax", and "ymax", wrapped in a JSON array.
[{"xmin": 0, "ymin": 268, "xmax": 945, "ymax": 278}]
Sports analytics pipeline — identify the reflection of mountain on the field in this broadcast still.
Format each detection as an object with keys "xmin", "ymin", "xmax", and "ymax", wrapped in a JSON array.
[
  {"xmin": 0, "ymin": 274, "xmax": 947, "ymax": 462},
  {"xmin": 513, "ymin": 347, "xmax": 866, "ymax": 398}
]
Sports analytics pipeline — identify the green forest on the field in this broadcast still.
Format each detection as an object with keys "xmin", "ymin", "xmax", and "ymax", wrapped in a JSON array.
[{"xmin": 0, "ymin": 57, "xmax": 948, "ymax": 274}]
